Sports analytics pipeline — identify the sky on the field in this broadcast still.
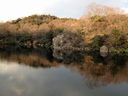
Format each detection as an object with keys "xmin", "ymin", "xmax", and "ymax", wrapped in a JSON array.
[{"xmin": 0, "ymin": 0, "xmax": 128, "ymax": 22}]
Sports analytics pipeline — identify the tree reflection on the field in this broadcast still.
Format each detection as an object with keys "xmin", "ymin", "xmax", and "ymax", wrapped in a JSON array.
[{"xmin": 0, "ymin": 47, "xmax": 128, "ymax": 89}]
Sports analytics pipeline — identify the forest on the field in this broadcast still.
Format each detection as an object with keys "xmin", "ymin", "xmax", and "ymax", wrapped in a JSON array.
[{"xmin": 0, "ymin": 3, "xmax": 128, "ymax": 53}]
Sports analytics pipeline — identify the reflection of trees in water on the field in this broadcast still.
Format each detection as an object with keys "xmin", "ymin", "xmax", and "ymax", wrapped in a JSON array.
[
  {"xmin": 0, "ymin": 47, "xmax": 128, "ymax": 88},
  {"xmin": 77, "ymin": 53, "xmax": 128, "ymax": 89},
  {"xmin": 53, "ymin": 50, "xmax": 128, "ymax": 89},
  {"xmin": 0, "ymin": 47, "xmax": 58, "ymax": 68}
]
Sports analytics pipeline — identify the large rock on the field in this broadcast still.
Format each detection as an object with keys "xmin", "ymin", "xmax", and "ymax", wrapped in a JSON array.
[
  {"xmin": 100, "ymin": 52, "xmax": 108, "ymax": 57},
  {"xmin": 100, "ymin": 46, "xmax": 108, "ymax": 57},
  {"xmin": 53, "ymin": 34, "xmax": 72, "ymax": 50},
  {"xmin": 100, "ymin": 46, "xmax": 108, "ymax": 53},
  {"xmin": 53, "ymin": 33, "xmax": 85, "ymax": 50},
  {"xmin": 53, "ymin": 34, "xmax": 65, "ymax": 50}
]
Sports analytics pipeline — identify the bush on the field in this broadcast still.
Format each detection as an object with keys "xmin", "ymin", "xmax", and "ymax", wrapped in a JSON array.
[
  {"xmin": 91, "ymin": 15, "xmax": 105, "ymax": 22},
  {"xmin": 92, "ymin": 35, "xmax": 104, "ymax": 50},
  {"xmin": 111, "ymin": 27, "xmax": 121, "ymax": 40},
  {"xmin": 110, "ymin": 27, "xmax": 128, "ymax": 48},
  {"xmin": 53, "ymin": 28, "xmax": 64, "ymax": 37},
  {"xmin": 20, "ymin": 32, "xmax": 31, "ymax": 42}
]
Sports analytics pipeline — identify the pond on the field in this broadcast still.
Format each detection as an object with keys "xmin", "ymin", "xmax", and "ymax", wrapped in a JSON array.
[{"xmin": 0, "ymin": 47, "xmax": 128, "ymax": 96}]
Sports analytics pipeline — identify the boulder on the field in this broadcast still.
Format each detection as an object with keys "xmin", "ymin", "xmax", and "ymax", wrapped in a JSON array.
[
  {"xmin": 100, "ymin": 46, "xmax": 108, "ymax": 53},
  {"xmin": 53, "ymin": 34, "xmax": 72, "ymax": 50},
  {"xmin": 100, "ymin": 46, "xmax": 108, "ymax": 57},
  {"xmin": 53, "ymin": 34, "xmax": 64, "ymax": 50},
  {"xmin": 100, "ymin": 52, "xmax": 108, "ymax": 57},
  {"xmin": 52, "ymin": 33, "xmax": 85, "ymax": 50}
]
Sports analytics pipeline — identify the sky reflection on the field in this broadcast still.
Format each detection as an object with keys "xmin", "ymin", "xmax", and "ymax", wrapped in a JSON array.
[{"xmin": 0, "ymin": 59, "xmax": 127, "ymax": 96}]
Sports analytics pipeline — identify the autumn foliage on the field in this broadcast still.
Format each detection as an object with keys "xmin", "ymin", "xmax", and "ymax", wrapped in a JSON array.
[{"xmin": 0, "ymin": 3, "xmax": 128, "ymax": 51}]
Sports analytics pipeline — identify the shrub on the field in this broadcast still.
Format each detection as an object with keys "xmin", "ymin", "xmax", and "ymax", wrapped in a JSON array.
[
  {"xmin": 92, "ymin": 35, "xmax": 104, "ymax": 50},
  {"xmin": 111, "ymin": 27, "xmax": 121, "ymax": 40},
  {"xmin": 12, "ymin": 18, "xmax": 22, "ymax": 24},
  {"xmin": 90, "ymin": 15, "xmax": 105, "ymax": 22},
  {"xmin": 53, "ymin": 28, "xmax": 64, "ymax": 37},
  {"xmin": 20, "ymin": 32, "xmax": 31, "ymax": 42}
]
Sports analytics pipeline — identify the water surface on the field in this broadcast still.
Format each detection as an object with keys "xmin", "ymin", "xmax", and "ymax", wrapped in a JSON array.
[{"xmin": 0, "ymin": 47, "xmax": 128, "ymax": 96}]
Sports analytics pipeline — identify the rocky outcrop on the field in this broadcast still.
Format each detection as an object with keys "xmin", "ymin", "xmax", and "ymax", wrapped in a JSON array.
[
  {"xmin": 53, "ymin": 34, "xmax": 64, "ymax": 49},
  {"xmin": 52, "ymin": 33, "xmax": 85, "ymax": 50},
  {"xmin": 53, "ymin": 34, "xmax": 72, "ymax": 50}
]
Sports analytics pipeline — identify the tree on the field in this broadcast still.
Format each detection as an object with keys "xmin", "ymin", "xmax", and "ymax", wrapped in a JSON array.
[{"xmin": 82, "ymin": 3, "xmax": 124, "ymax": 18}]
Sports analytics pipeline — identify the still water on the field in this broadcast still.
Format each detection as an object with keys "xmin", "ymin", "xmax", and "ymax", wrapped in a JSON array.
[{"xmin": 0, "ymin": 47, "xmax": 128, "ymax": 96}]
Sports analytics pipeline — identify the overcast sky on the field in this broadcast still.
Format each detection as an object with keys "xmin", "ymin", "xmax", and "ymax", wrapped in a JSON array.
[{"xmin": 0, "ymin": 0, "xmax": 128, "ymax": 22}]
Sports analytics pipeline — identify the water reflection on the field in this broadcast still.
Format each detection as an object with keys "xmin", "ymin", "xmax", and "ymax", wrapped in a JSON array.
[{"xmin": 0, "ymin": 47, "xmax": 128, "ymax": 96}]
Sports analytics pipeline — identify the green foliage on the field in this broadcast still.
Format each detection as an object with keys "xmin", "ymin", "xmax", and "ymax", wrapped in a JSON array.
[
  {"xmin": 16, "ymin": 23, "xmax": 20, "ymax": 30},
  {"xmin": 90, "ymin": 15, "xmax": 105, "ymax": 22},
  {"xmin": 17, "ymin": 14, "xmax": 58, "ymax": 25},
  {"xmin": 12, "ymin": 18, "xmax": 22, "ymax": 24},
  {"xmin": 60, "ymin": 18, "xmax": 73, "ymax": 21},
  {"xmin": 109, "ymin": 27, "xmax": 128, "ymax": 48},
  {"xmin": 110, "ymin": 48, "xmax": 128, "ymax": 53},
  {"xmin": 8, "ymin": 36, "xmax": 16, "ymax": 44},
  {"xmin": 92, "ymin": 35, "xmax": 104, "ymax": 50},
  {"xmin": 39, "ymin": 30, "xmax": 53, "ymax": 48},
  {"xmin": 53, "ymin": 28, "xmax": 64, "ymax": 37},
  {"xmin": 20, "ymin": 32, "xmax": 31, "ymax": 42},
  {"xmin": 111, "ymin": 27, "xmax": 121, "ymax": 40}
]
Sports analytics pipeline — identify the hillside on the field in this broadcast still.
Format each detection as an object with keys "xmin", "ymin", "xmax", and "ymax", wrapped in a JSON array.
[{"xmin": 0, "ymin": 3, "xmax": 128, "ymax": 53}]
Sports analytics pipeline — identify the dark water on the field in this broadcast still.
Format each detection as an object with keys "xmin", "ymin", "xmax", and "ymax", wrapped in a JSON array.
[{"xmin": 0, "ymin": 47, "xmax": 128, "ymax": 96}]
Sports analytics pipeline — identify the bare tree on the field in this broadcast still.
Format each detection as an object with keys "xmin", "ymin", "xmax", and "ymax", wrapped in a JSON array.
[{"xmin": 82, "ymin": 3, "xmax": 124, "ymax": 18}]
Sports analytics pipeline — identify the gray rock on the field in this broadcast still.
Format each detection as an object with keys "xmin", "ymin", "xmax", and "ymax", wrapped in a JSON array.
[
  {"xmin": 53, "ymin": 34, "xmax": 64, "ymax": 50},
  {"xmin": 62, "ymin": 42, "xmax": 71, "ymax": 49},
  {"xmin": 53, "ymin": 34, "xmax": 72, "ymax": 50},
  {"xmin": 53, "ymin": 33, "xmax": 85, "ymax": 50},
  {"xmin": 100, "ymin": 52, "xmax": 108, "ymax": 57},
  {"xmin": 100, "ymin": 46, "xmax": 108, "ymax": 53}
]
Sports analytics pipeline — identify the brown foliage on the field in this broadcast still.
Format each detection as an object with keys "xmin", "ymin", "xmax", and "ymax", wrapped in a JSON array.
[
  {"xmin": 0, "ymin": 4, "xmax": 128, "ymax": 47},
  {"xmin": 82, "ymin": 3, "xmax": 124, "ymax": 18}
]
